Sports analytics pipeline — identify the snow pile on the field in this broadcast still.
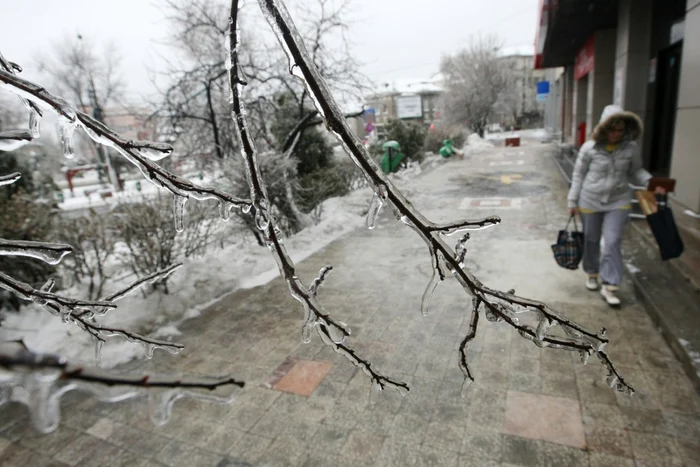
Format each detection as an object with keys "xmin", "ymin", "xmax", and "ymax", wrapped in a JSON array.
[
  {"xmin": 464, "ymin": 133, "xmax": 494, "ymax": 155},
  {"xmin": 0, "ymin": 185, "xmax": 373, "ymax": 368}
]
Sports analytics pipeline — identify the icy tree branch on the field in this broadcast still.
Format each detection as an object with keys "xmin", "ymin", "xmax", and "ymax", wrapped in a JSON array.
[
  {"xmin": 257, "ymin": 0, "xmax": 634, "ymax": 395},
  {"xmin": 0, "ymin": 341, "xmax": 243, "ymax": 434},
  {"xmin": 0, "ymin": 238, "xmax": 73, "ymax": 265},
  {"xmin": 0, "ymin": 172, "xmax": 22, "ymax": 186},
  {"xmin": 227, "ymin": 0, "xmax": 407, "ymax": 395},
  {"xmin": 0, "ymin": 68, "xmax": 252, "ymax": 216}
]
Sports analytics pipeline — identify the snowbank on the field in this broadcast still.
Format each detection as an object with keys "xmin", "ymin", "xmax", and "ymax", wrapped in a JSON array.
[
  {"xmin": 464, "ymin": 133, "xmax": 495, "ymax": 155},
  {"xmin": 1, "ymin": 186, "xmax": 373, "ymax": 368}
]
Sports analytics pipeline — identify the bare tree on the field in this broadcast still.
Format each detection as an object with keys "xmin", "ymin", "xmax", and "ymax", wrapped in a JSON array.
[
  {"xmin": 152, "ymin": 0, "xmax": 365, "ymax": 236},
  {"xmin": 36, "ymin": 35, "xmax": 124, "ymax": 186},
  {"xmin": 37, "ymin": 36, "xmax": 124, "ymax": 111},
  {"xmin": 440, "ymin": 35, "xmax": 509, "ymax": 137}
]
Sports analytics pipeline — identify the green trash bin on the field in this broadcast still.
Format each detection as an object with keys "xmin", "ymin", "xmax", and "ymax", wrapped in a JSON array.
[
  {"xmin": 380, "ymin": 140, "xmax": 405, "ymax": 174},
  {"xmin": 439, "ymin": 139, "xmax": 457, "ymax": 158}
]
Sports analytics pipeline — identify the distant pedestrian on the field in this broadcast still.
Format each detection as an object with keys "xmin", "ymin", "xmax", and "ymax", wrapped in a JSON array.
[{"xmin": 567, "ymin": 104, "xmax": 665, "ymax": 306}]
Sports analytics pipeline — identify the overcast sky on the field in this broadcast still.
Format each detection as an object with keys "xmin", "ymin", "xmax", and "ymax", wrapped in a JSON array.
[{"xmin": 0, "ymin": 0, "xmax": 540, "ymax": 103}]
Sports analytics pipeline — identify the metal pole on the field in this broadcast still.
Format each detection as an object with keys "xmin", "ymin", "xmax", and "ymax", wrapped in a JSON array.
[{"xmin": 79, "ymin": 34, "xmax": 120, "ymax": 192}]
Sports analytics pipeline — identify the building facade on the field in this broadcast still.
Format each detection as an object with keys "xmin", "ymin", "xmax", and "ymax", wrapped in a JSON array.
[
  {"xmin": 496, "ymin": 46, "xmax": 548, "ymax": 127},
  {"xmin": 364, "ymin": 77, "xmax": 443, "ymax": 129},
  {"xmin": 536, "ymin": 0, "xmax": 700, "ymax": 212}
]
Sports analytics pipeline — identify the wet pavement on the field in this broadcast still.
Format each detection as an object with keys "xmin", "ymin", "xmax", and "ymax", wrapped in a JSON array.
[{"xmin": 2, "ymin": 137, "xmax": 700, "ymax": 466}]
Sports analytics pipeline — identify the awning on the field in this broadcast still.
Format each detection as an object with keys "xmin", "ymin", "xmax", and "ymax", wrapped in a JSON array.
[{"xmin": 535, "ymin": 0, "xmax": 619, "ymax": 69}]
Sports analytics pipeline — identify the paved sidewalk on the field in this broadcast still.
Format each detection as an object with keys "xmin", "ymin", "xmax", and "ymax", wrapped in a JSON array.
[{"xmin": 2, "ymin": 139, "xmax": 699, "ymax": 466}]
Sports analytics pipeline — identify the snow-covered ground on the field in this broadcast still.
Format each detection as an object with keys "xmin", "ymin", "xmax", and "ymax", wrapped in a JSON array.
[{"xmin": 1, "ymin": 159, "xmax": 434, "ymax": 369}]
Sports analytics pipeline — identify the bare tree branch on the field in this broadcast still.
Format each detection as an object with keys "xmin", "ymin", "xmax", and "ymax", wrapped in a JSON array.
[{"xmin": 0, "ymin": 68, "xmax": 252, "ymax": 213}]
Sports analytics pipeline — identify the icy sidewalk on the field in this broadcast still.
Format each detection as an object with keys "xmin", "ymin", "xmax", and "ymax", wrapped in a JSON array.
[{"xmin": 2, "ymin": 143, "xmax": 699, "ymax": 466}]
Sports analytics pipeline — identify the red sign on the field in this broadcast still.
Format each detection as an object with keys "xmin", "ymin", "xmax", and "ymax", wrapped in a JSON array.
[{"xmin": 574, "ymin": 35, "xmax": 595, "ymax": 80}]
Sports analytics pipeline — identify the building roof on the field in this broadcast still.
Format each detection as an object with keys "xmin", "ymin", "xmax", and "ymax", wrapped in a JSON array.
[
  {"xmin": 368, "ymin": 76, "xmax": 443, "ymax": 98},
  {"xmin": 499, "ymin": 44, "xmax": 535, "ymax": 57}
]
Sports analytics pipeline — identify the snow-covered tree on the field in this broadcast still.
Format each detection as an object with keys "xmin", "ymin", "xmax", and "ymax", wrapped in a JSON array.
[{"xmin": 440, "ymin": 35, "xmax": 510, "ymax": 137}]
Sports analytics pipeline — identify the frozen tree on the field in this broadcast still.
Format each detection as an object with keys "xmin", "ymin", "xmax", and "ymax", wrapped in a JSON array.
[
  {"xmin": 153, "ymin": 0, "xmax": 365, "ymax": 235},
  {"xmin": 36, "ymin": 35, "xmax": 125, "ymax": 185},
  {"xmin": 440, "ymin": 35, "xmax": 510, "ymax": 137},
  {"xmin": 0, "ymin": 0, "xmax": 635, "ymax": 434}
]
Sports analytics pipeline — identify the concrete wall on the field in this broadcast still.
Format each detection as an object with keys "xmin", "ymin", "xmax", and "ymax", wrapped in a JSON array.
[{"xmin": 670, "ymin": 1, "xmax": 700, "ymax": 212}]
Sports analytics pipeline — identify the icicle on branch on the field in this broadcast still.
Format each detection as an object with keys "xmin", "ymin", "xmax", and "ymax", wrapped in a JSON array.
[
  {"xmin": 0, "ymin": 67, "xmax": 252, "ymax": 219},
  {"xmin": 0, "ymin": 172, "xmax": 22, "ymax": 186},
  {"xmin": 0, "ymin": 238, "xmax": 73, "ymax": 265},
  {"xmin": 227, "ymin": 0, "xmax": 407, "ymax": 395},
  {"xmin": 256, "ymin": 0, "xmax": 633, "ymax": 395},
  {"xmin": 0, "ymin": 341, "xmax": 243, "ymax": 434}
]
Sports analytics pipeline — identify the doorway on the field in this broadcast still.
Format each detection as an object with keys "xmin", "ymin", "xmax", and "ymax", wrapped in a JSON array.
[{"xmin": 650, "ymin": 42, "xmax": 683, "ymax": 176}]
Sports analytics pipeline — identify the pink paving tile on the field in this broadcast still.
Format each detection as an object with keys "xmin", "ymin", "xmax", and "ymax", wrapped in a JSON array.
[
  {"xmin": 272, "ymin": 360, "xmax": 333, "ymax": 397},
  {"xmin": 263, "ymin": 357, "xmax": 299, "ymax": 389},
  {"xmin": 503, "ymin": 391, "xmax": 586, "ymax": 449}
]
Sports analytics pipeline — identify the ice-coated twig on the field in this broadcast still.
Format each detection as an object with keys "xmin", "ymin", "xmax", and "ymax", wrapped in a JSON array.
[
  {"xmin": 458, "ymin": 297, "xmax": 480, "ymax": 395},
  {"xmin": 0, "ymin": 270, "xmax": 116, "ymax": 317},
  {"xmin": 430, "ymin": 216, "xmax": 502, "ymax": 235},
  {"xmin": 0, "ymin": 67, "xmax": 252, "ymax": 216},
  {"xmin": 0, "ymin": 238, "xmax": 73, "ymax": 265},
  {"xmin": 257, "ymin": 0, "xmax": 633, "ymax": 395},
  {"xmin": 0, "ymin": 341, "xmax": 243, "ymax": 434},
  {"xmin": 102, "ymin": 263, "xmax": 183, "ymax": 303},
  {"xmin": 0, "ymin": 50, "xmax": 44, "ymax": 134},
  {"xmin": 71, "ymin": 314, "xmax": 184, "ymax": 358},
  {"xmin": 308, "ymin": 265, "xmax": 332, "ymax": 298},
  {"xmin": 227, "ymin": 1, "xmax": 405, "ymax": 394},
  {"xmin": 0, "ymin": 172, "xmax": 22, "ymax": 186},
  {"xmin": 316, "ymin": 324, "xmax": 409, "ymax": 395}
]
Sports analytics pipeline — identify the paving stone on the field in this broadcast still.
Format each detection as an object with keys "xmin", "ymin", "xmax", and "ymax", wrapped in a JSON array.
[
  {"xmin": 503, "ymin": 391, "xmax": 586, "ymax": 449},
  {"xmin": 18, "ymin": 424, "xmax": 80, "ymax": 457},
  {"xmin": 588, "ymin": 452, "xmax": 634, "ymax": 467},
  {"xmin": 460, "ymin": 427, "xmax": 503, "ymax": 460},
  {"xmin": 585, "ymin": 428, "xmax": 632, "ymax": 458},
  {"xmin": 415, "ymin": 445, "xmax": 459, "ymax": 466},
  {"xmin": 421, "ymin": 421, "xmax": 465, "ymax": 453},
  {"xmin": 539, "ymin": 440, "xmax": 590, "ymax": 466},
  {"xmin": 627, "ymin": 431, "xmax": 684, "ymax": 466},
  {"xmin": 53, "ymin": 433, "xmax": 110, "ymax": 466},
  {"xmin": 374, "ymin": 439, "xmax": 418, "ymax": 467},
  {"xmin": 500, "ymin": 435, "xmax": 542, "ymax": 466},
  {"xmin": 338, "ymin": 428, "xmax": 385, "ymax": 464}
]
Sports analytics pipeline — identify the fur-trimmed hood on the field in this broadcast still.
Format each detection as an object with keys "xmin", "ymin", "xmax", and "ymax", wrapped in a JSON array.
[{"xmin": 591, "ymin": 104, "xmax": 643, "ymax": 144}]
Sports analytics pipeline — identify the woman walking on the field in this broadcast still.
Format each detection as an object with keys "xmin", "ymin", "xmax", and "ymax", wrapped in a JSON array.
[{"xmin": 567, "ymin": 105, "xmax": 662, "ymax": 306}]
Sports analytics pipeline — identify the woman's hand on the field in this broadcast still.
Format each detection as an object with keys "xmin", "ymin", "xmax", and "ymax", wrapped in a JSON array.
[
  {"xmin": 654, "ymin": 186, "xmax": 667, "ymax": 195},
  {"xmin": 569, "ymin": 207, "xmax": 578, "ymax": 217}
]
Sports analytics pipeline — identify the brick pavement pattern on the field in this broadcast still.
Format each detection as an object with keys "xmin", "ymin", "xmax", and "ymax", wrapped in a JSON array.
[{"xmin": 2, "ymin": 138, "xmax": 699, "ymax": 466}]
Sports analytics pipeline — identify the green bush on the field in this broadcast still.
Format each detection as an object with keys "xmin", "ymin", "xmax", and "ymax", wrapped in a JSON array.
[{"xmin": 384, "ymin": 119, "xmax": 427, "ymax": 162}]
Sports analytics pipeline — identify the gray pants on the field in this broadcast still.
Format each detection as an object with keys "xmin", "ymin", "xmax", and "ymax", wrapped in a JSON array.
[{"xmin": 580, "ymin": 210, "xmax": 629, "ymax": 286}]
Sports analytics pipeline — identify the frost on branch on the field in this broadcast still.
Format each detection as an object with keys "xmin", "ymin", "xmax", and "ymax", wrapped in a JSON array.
[
  {"xmin": 0, "ymin": 341, "xmax": 243, "ymax": 434},
  {"xmin": 256, "ymin": 0, "xmax": 634, "ymax": 395}
]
